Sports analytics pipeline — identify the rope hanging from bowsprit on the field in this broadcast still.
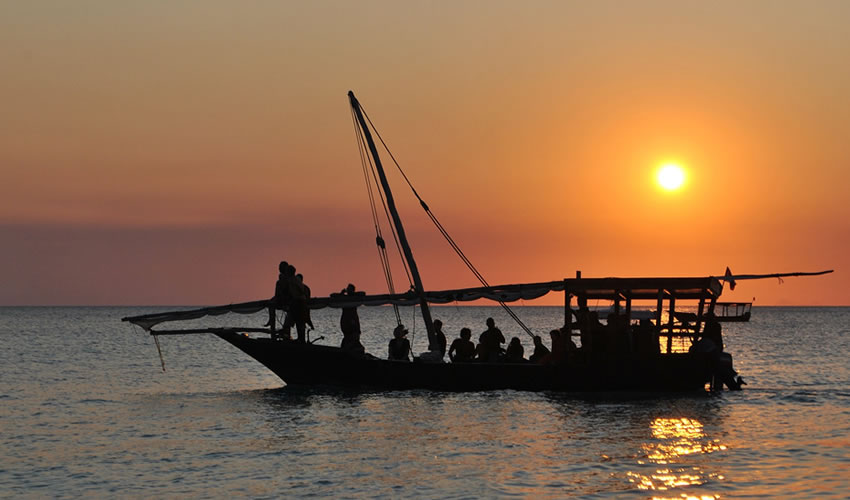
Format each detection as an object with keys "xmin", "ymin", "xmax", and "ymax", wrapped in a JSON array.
[
  {"xmin": 359, "ymin": 106, "xmax": 536, "ymax": 340},
  {"xmin": 153, "ymin": 334, "xmax": 166, "ymax": 372}
]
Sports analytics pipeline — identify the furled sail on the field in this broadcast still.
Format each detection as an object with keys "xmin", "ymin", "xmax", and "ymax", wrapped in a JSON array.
[{"xmin": 125, "ymin": 300, "xmax": 269, "ymax": 331}]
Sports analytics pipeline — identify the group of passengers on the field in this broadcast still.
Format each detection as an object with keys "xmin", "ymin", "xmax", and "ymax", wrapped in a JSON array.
[
  {"xmin": 386, "ymin": 317, "xmax": 580, "ymax": 365},
  {"xmin": 293, "ymin": 277, "xmax": 744, "ymax": 389},
  {"xmin": 329, "ymin": 288, "xmax": 741, "ymax": 390},
  {"xmin": 382, "ymin": 306, "xmax": 700, "ymax": 363},
  {"xmin": 266, "ymin": 260, "xmax": 312, "ymax": 342},
  {"xmin": 572, "ymin": 306, "xmax": 744, "ymax": 389},
  {"xmin": 574, "ymin": 308, "xmax": 661, "ymax": 357}
]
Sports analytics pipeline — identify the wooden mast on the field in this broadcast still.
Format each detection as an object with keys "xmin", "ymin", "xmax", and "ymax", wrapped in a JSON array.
[{"xmin": 348, "ymin": 91, "xmax": 435, "ymax": 339}]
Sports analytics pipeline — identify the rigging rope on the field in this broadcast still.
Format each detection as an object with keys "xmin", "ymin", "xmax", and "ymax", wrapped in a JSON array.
[
  {"xmin": 410, "ymin": 304, "xmax": 417, "ymax": 349},
  {"xmin": 351, "ymin": 107, "xmax": 410, "ymax": 325},
  {"xmin": 361, "ymin": 107, "xmax": 536, "ymax": 339},
  {"xmin": 365, "ymin": 143, "xmax": 415, "ymax": 290},
  {"xmin": 153, "ymin": 334, "xmax": 166, "ymax": 372}
]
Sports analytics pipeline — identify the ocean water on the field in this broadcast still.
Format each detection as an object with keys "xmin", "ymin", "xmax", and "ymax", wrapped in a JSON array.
[{"xmin": 1, "ymin": 306, "xmax": 848, "ymax": 498}]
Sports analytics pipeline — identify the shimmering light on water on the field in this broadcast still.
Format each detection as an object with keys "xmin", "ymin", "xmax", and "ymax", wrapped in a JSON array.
[
  {"xmin": 627, "ymin": 417, "xmax": 727, "ymax": 493},
  {"xmin": 646, "ymin": 417, "xmax": 726, "ymax": 461},
  {"xmin": 1, "ymin": 306, "xmax": 849, "ymax": 497},
  {"xmin": 650, "ymin": 496, "xmax": 719, "ymax": 500}
]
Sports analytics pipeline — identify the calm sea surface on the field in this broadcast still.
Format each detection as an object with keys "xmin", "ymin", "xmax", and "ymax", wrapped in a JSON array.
[{"xmin": 1, "ymin": 306, "xmax": 848, "ymax": 498}]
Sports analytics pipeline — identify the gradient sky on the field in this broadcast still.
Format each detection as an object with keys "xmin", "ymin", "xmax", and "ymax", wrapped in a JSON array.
[{"xmin": 1, "ymin": 1, "xmax": 848, "ymax": 305}]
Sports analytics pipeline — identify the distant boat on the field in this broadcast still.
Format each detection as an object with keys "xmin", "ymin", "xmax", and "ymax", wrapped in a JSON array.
[
  {"xmin": 714, "ymin": 302, "xmax": 752, "ymax": 322},
  {"xmin": 122, "ymin": 92, "xmax": 829, "ymax": 393}
]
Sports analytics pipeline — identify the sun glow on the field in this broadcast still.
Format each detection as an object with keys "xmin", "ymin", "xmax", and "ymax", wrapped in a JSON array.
[{"xmin": 657, "ymin": 164, "xmax": 686, "ymax": 191}]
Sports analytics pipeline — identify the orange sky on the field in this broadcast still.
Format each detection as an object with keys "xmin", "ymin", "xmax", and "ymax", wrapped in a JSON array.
[{"xmin": 1, "ymin": 1, "xmax": 848, "ymax": 305}]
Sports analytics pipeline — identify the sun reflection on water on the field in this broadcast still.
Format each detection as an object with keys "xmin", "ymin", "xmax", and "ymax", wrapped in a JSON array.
[
  {"xmin": 649, "ymin": 496, "xmax": 720, "ymax": 500},
  {"xmin": 626, "ymin": 417, "xmax": 727, "ymax": 494},
  {"xmin": 645, "ymin": 417, "xmax": 727, "ymax": 462}
]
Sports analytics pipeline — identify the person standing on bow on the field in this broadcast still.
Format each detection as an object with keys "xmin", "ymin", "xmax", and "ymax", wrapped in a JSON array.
[
  {"xmin": 285, "ymin": 265, "xmax": 310, "ymax": 343},
  {"xmin": 295, "ymin": 273, "xmax": 313, "ymax": 331},
  {"xmin": 340, "ymin": 284, "xmax": 365, "ymax": 354},
  {"xmin": 388, "ymin": 324, "xmax": 411, "ymax": 361},
  {"xmin": 265, "ymin": 261, "xmax": 292, "ymax": 339}
]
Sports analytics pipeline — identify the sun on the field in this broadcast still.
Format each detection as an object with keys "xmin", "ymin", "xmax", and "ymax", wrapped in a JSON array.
[{"xmin": 657, "ymin": 163, "xmax": 686, "ymax": 191}]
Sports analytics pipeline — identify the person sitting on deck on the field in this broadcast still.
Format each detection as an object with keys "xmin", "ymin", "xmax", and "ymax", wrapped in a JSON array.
[
  {"xmin": 528, "ymin": 335, "xmax": 551, "ymax": 363},
  {"xmin": 703, "ymin": 313, "xmax": 724, "ymax": 352},
  {"xmin": 388, "ymin": 324, "xmax": 411, "ymax": 361},
  {"xmin": 503, "ymin": 337, "xmax": 525, "ymax": 363},
  {"xmin": 476, "ymin": 317, "xmax": 505, "ymax": 362},
  {"xmin": 585, "ymin": 310, "xmax": 605, "ymax": 353},
  {"xmin": 547, "ymin": 329, "xmax": 566, "ymax": 364},
  {"xmin": 633, "ymin": 318, "xmax": 658, "ymax": 355},
  {"xmin": 690, "ymin": 318, "xmax": 744, "ymax": 390},
  {"xmin": 604, "ymin": 312, "xmax": 623, "ymax": 353},
  {"xmin": 560, "ymin": 325, "xmax": 578, "ymax": 355},
  {"xmin": 339, "ymin": 283, "xmax": 365, "ymax": 354},
  {"xmin": 265, "ymin": 261, "xmax": 292, "ymax": 339},
  {"xmin": 607, "ymin": 313, "xmax": 632, "ymax": 353},
  {"xmin": 448, "ymin": 327, "xmax": 475, "ymax": 363},
  {"xmin": 419, "ymin": 319, "xmax": 448, "ymax": 363}
]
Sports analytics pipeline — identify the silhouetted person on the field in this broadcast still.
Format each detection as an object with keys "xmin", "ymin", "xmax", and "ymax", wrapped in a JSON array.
[
  {"xmin": 477, "ymin": 317, "xmax": 505, "ymax": 362},
  {"xmin": 588, "ymin": 311, "xmax": 607, "ymax": 354},
  {"xmin": 265, "ymin": 261, "xmax": 292, "ymax": 338},
  {"xmin": 690, "ymin": 332, "xmax": 717, "ymax": 354},
  {"xmin": 297, "ymin": 273, "xmax": 313, "ymax": 330},
  {"xmin": 548, "ymin": 329, "xmax": 566, "ymax": 364},
  {"xmin": 529, "ymin": 335, "xmax": 551, "ymax": 363},
  {"xmin": 449, "ymin": 327, "xmax": 475, "ymax": 363},
  {"xmin": 430, "ymin": 319, "xmax": 448, "ymax": 358},
  {"xmin": 581, "ymin": 309, "xmax": 604, "ymax": 353},
  {"xmin": 703, "ymin": 314, "xmax": 723, "ymax": 352},
  {"xmin": 634, "ymin": 318, "xmax": 656, "ymax": 355},
  {"xmin": 503, "ymin": 337, "xmax": 525, "ymax": 363},
  {"xmin": 283, "ymin": 265, "xmax": 309, "ymax": 343},
  {"xmin": 560, "ymin": 325, "xmax": 578, "ymax": 353},
  {"xmin": 388, "ymin": 324, "xmax": 411, "ymax": 361},
  {"xmin": 603, "ymin": 312, "xmax": 621, "ymax": 353},
  {"xmin": 340, "ymin": 283, "xmax": 364, "ymax": 354},
  {"xmin": 691, "ymin": 316, "xmax": 743, "ymax": 390}
]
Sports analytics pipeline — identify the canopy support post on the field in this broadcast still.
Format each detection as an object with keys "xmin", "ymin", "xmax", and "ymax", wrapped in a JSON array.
[
  {"xmin": 695, "ymin": 297, "xmax": 706, "ymax": 340},
  {"xmin": 666, "ymin": 295, "xmax": 676, "ymax": 354}
]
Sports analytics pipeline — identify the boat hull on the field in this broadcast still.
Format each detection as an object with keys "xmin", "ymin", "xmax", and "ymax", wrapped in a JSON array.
[
  {"xmin": 716, "ymin": 312, "xmax": 751, "ymax": 322},
  {"xmin": 216, "ymin": 333, "xmax": 713, "ymax": 392}
]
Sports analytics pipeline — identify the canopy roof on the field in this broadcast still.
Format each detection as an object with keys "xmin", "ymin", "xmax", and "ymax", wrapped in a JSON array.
[{"xmin": 122, "ymin": 276, "xmax": 723, "ymax": 331}]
